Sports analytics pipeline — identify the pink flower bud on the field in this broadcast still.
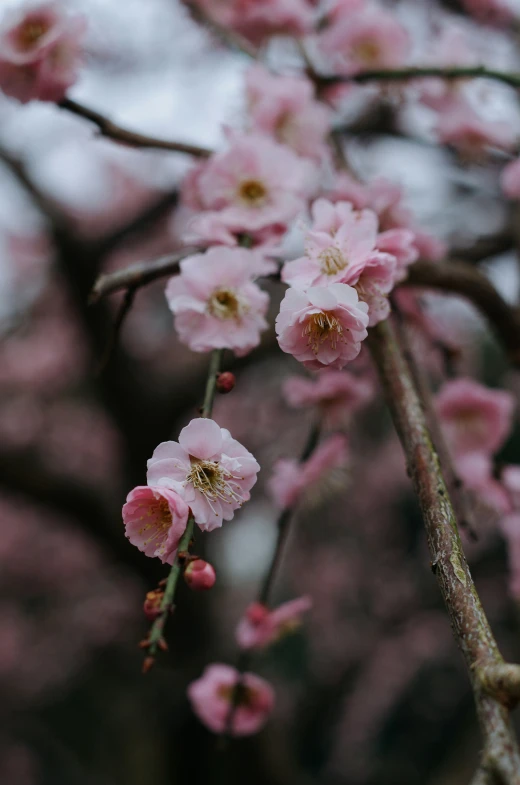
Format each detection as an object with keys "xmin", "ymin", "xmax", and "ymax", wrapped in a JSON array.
[
  {"xmin": 216, "ymin": 372, "xmax": 236, "ymax": 394},
  {"xmin": 246, "ymin": 602, "xmax": 270, "ymax": 625},
  {"xmin": 184, "ymin": 559, "xmax": 216, "ymax": 591}
]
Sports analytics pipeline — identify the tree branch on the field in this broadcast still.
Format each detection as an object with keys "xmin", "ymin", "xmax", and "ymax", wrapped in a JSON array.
[
  {"xmin": 367, "ymin": 318, "xmax": 520, "ymax": 783},
  {"xmin": 59, "ymin": 98, "xmax": 212, "ymax": 157},
  {"xmin": 320, "ymin": 66, "xmax": 520, "ymax": 90},
  {"xmin": 403, "ymin": 260, "xmax": 520, "ymax": 368}
]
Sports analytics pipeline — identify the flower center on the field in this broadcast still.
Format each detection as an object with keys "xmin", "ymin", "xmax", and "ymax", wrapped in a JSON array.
[
  {"xmin": 218, "ymin": 683, "xmax": 258, "ymax": 707},
  {"xmin": 352, "ymin": 39, "xmax": 382, "ymax": 65},
  {"xmin": 208, "ymin": 288, "xmax": 246, "ymax": 320},
  {"xmin": 318, "ymin": 247, "xmax": 348, "ymax": 276},
  {"xmin": 186, "ymin": 459, "xmax": 246, "ymax": 514},
  {"xmin": 18, "ymin": 19, "xmax": 49, "ymax": 49},
  {"xmin": 238, "ymin": 179, "xmax": 268, "ymax": 207},
  {"xmin": 303, "ymin": 312, "xmax": 345, "ymax": 354}
]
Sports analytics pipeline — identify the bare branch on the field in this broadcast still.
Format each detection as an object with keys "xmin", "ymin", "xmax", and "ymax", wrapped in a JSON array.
[
  {"xmin": 319, "ymin": 66, "xmax": 520, "ymax": 90},
  {"xmin": 89, "ymin": 248, "xmax": 201, "ymax": 303},
  {"xmin": 59, "ymin": 98, "xmax": 213, "ymax": 157},
  {"xmin": 368, "ymin": 318, "xmax": 520, "ymax": 783},
  {"xmin": 481, "ymin": 664, "xmax": 520, "ymax": 707}
]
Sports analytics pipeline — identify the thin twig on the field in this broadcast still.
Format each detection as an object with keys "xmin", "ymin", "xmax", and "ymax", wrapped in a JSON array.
[
  {"xmin": 60, "ymin": 98, "xmax": 213, "ymax": 157},
  {"xmin": 368, "ymin": 318, "xmax": 520, "ymax": 784},
  {"xmin": 184, "ymin": 2, "xmax": 259, "ymax": 59},
  {"xmin": 89, "ymin": 248, "xmax": 201, "ymax": 303},
  {"xmin": 96, "ymin": 286, "xmax": 137, "ymax": 373}
]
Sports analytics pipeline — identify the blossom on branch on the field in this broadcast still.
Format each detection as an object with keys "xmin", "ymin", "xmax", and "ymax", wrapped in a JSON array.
[
  {"xmin": 236, "ymin": 596, "xmax": 312, "ymax": 650},
  {"xmin": 0, "ymin": 1, "xmax": 86, "ymax": 103},
  {"xmin": 165, "ymin": 247, "xmax": 269, "ymax": 356},
  {"xmin": 268, "ymin": 433, "xmax": 349, "ymax": 509},
  {"xmin": 283, "ymin": 369, "xmax": 374, "ymax": 426},
  {"xmin": 245, "ymin": 66, "xmax": 332, "ymax": 160},
  {"xmin": 147, "ymin": 418, "xmax": 260, "ymax": 531},
  {"xmin": 187, "ymin": 663, "xmax": 275, "ymax": 736},
  {"xmin": 122, "ymin": 486, "xmax": 190, "ymax": 565},
  {"xmin": 276, "ymin": 284, "xmax": 369, "ymax": 370}
]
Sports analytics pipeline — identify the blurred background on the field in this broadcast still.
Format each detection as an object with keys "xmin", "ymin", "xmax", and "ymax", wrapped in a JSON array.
[{"xmin": 2, "ymin": 1, "xmax": 520, "ymax": 783}]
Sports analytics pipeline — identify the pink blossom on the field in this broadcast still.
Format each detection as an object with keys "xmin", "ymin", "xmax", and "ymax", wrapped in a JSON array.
[
  {"xmin": 417, "ymin": 27, "xmax": 477, "ymax": 114},
  {"xmin": 245, "ymin": 66, "xmax": 332, "ymax": 160},
  {"xmin": 122, "ymin": 486, "xmax": 189, "ymax": 565},
  {"xmin": 283, "ymin": 370, "xmax": 374, "ymax": 425},
  {"xmin": 436, "ymin": 378, "xmax": 515, "ymax": 458},
  {"xmin": 192, "ymin": 0, "xmax": 315, "ymax": 44},
  {"xmin": 320, "ymin": 8, "xmax": 409, "ymax": 76},
  {"xmin": 181, "ymin": 133, "xmax": 315, "ymax": 239},
  {"xmin": 182, "ymin": 210, "xmax": 285, "ymax": 263},
  {"xmin": 187, "ymin": 663, "xmax": 275, "ymax": 735},
  {"xmin": 376, "ymin": 229, "xmax": 418, "ymax": 280},
  {"xmin": 0, "ymin": 2, "xmax": 86, "ymax": 103},
  {"xmin": 165, "ymin": 247, "xmax": 269, "ymax": 356},
  {"xmin": 276, "ymin": 284, "xmax": 369, "ymax": 370},
  {"xmin": 268, "ymin": 434, "xmax": 349, "ymax": 509},
  {"xmin": 147, "ymin": 418, "xmax": 260, "ymax": 531},
  {"xmin": 435, "ymin": 96, "xmax": 516, "ymax": 156},
  {"xmin": 456, "ymin": 453, "xmax": 510, "ymax": 514},
  {"xmin": 282, "ymin": 200, "xmax": 397, "ymax": 326},
  {"xmin": 501, "ymin": 158, "xmax": 520, "ymax": 200},
  {"xmin": 236, "ymin": 596, "xmax": 312, "ymax": 650}
]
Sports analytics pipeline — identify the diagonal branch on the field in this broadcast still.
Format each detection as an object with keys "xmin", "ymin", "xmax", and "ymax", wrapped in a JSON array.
[
  {"xmin": 368, "ymin": 318, "xmax": 520, "ymax": 784},
  {"xmin": 319, "ymin": 66, "xmax": 520, "ymax": 90},
  {"xmin": 59, "ymin": 98, "xmax": 212, "ymax": 157},
  {"xmin": 403, "ymin": 260, "xmax": 520, "ymax": 368}
]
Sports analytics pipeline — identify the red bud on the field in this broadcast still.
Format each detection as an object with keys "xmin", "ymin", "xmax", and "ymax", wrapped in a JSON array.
[
  {"xmin": 184, "ymin": 559, "xmax": 216, "ymax": 591},
  {"xmin": 216, "ymin": 372, "xmax": 236, "ymax": 394}
]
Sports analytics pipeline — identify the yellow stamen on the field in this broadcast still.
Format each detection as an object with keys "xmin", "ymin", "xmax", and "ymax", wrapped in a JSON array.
[
  {"xmin": 303, "ymin": 312, "xmax": 345, "ymax": 354},
  {"xmin": 318, "ymin": 247, "xmax": 348, "ymax": 276},
  {"xmin": 208, "ymin": 289, "xmax": 247, "ymax": 320},
  {"xmin": 238, "ymin": 179, "xmax": 268, "ymax": 207}
]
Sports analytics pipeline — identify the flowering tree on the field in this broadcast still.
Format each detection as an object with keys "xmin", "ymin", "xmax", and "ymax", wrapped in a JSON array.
[{"xmin": 5, "ymin": 0, "xmax": 520, "ymax": 783}]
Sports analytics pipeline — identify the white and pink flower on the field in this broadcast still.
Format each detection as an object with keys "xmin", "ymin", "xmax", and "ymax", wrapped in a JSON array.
[
  {"xmin": 0, "ymin": 1, "xmax": 86, "ymax": 103},
  {"xmin": 276, "ymin": 284, "xmax": 369, "ymax": 370},
  {"xmin": 236, "ymin": 596, "xmax": 312, "ymax": 650},
  {"xmin": 188, "ymin": 663, "xmax": 275, "ymax": 736},
  {"xmin": 147, "ymin": 418, "xmax": 260, "ymax": 531},
  {"xmin": 122, "ymin": 486, "xmax": 190, "ymax": 565},
  {"xmin": 165, "ymin": 248, "xmax": 269, "ymax": 356}
]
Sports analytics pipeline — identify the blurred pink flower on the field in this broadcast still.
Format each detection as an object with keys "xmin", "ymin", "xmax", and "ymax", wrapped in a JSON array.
[
  {"xmin": 376, "ymin": 229, "xmax": 419, "ymax": 279},
  {"xmin": 319, "ymin": 8, "xmax": 409, "ymax": 75},
  {"xmin": 0, "ymin": 1, "xmax": 86, "ymax": 103},
  {"xmin": 181, "ymin": 133, "xmax": 315, "ymax": 236},
  {"xmin": 435, "ymin": 97, "xmax": 516, "ymax": 156},
  {"xmin": 283, "ymin": 369, "xmax": 374, "ymax": 425},
  {"xmin": 436, "ymin": 378, "xmax": 515, "ymax": 457},
  {"xmin": 236, "ymin": 596, "xmax": 312, "ymax": 650},
  {"xmin": 276, "ymin": 284, "xmax": 369, "ymax": 369},
  {"xmin": 186, "ymin": 0, "xmax": 315, "ymax": 44},
  {"xmin": 245, "ymin": 65, "xmax": 332, "ymax": 160},
  {"xmin": 502, "ymin": 465, "xmax": 520, "ymax": 509},
  {"xmin": 268, "ymin": 433, "xmax": 349, "ymax": 509},
  {"xmin": 122, "ymin": 486, "xmax": 189, "ymax": 565},
  {"xmin": 456, "ymin": 452, "xmax": 511, "ymax": 514},
  {"xmin": 147, "ymin": 418, "xmax": 260, "ymax": 531},
  {"xmin": 501, "ymin": 158, "xmax": 520, "ymax": 199},
  {"xmin": 165, "ymin": 248, "xmax": 269, "ymax": 356},
  {"xmin": 188, "ymin": 663, "xmax": 275, "ymax": 735},
  {"xmin": 182, "ymin": 210, "xmax": 285, "ymax": 263}
]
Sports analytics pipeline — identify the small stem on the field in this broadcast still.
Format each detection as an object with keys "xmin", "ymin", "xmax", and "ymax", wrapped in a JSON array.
[
  {"xmin": 201, "ymin": 349, "xmax": 223, "ymax": 418},
  {"xmin": 147, "ymin": 516, "xmax": 195, "ymax": 659}
]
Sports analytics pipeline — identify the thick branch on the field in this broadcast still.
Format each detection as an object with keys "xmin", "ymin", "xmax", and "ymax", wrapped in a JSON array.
[
  {"xmin": 321, "ymin": 66, "xmax": 520, "ymax": 90},
  {"xmin": 59, "ymin": 98, "xmax": 212, "ymax": 157},
  {"xmin": 90, "ymin": 248, "xmax": 201, "ymax": 303},
  {"xmin": 368, "ymin": 319, "xmax": 520, "ymax": 783},
  {"xmin": 404, "ymin": 260, "xmax": 520, "ymax": 368},
  {"xmin": 481, "ymin": 664, "xmax": 520, "ymax": 707}
]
